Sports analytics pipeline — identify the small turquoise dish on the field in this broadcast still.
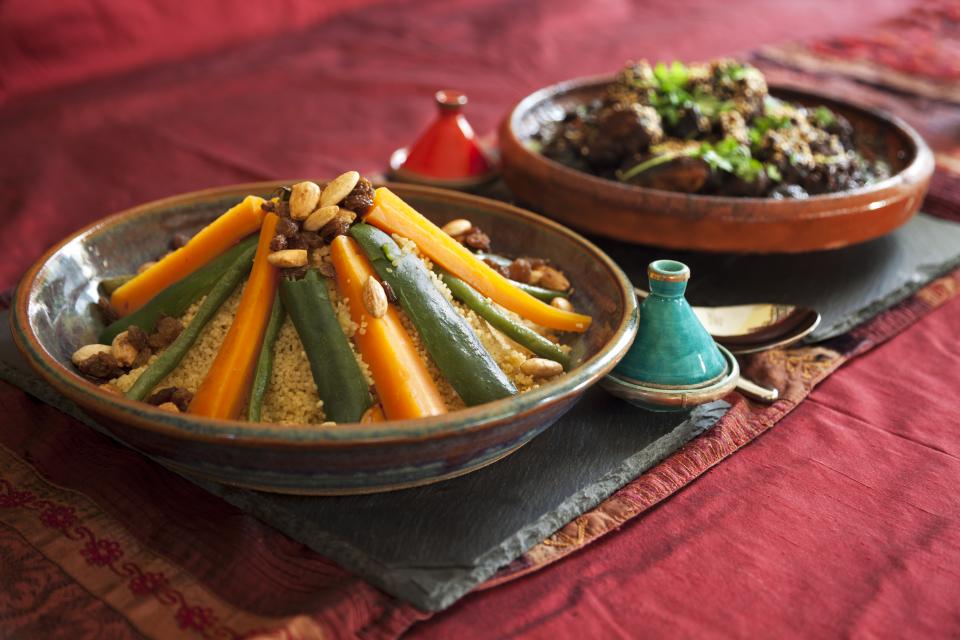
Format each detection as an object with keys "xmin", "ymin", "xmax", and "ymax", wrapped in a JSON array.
[
  {"xmin": 604, "ymin": 260, "xmax": 737, "ymax": 412},
  {"xmin": 613, "ymin": 260, "xmax": 726, "ymax": 387},
  {"xmin": 11, "ymin": 182, "xmax": 638, "ymax": 495}
]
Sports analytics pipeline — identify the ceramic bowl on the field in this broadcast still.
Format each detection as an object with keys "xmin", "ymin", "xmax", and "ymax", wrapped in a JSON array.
[
  {"xmin": 499, "ymin": 76, "xmax": 935, "ymax": 253},
  {"xmin": 11, "ymin": 182, "xmax": 638, "ymax": 495}
]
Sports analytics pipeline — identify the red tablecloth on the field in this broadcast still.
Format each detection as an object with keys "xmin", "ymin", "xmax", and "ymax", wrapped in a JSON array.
[{"xmin": 4, "ymin": 0, "xmax": 960, "ymax": 637}]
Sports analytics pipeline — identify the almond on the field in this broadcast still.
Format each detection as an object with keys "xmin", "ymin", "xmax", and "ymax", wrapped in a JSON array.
[
  {"xmin": 290, "ymin": 181, "xmax": 322, "ymax": 220},
  {"xmin": 520, "ymin": 357, "xmax": 563, "ymax": 378},
  {"xmin": 320, "ymin": 171, "xmax": 360, "ymax": 208},
  {"xmin": 303, "ymin": 205, "xmax": 339, "ymax": 231},
  {"xmin": 362, "ymin": 275, "xmax": 388, "ymax": 318},
  {"xmin": 72, "ymin": 344, "xmax": 112, "ymax": 366},
  {"xmin": 267, "ymin": 249, "xmax": 308, "ymax": 268},
  {"xmin": 550, "ymin": 296, "xmax": 573, "ymax": 311},
  {"xmin": 441, "ymin": 218, "xmax": 472, "ymax": 237}
]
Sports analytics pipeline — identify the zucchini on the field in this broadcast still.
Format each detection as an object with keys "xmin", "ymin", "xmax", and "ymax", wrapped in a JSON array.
[
  {"xmin": 280, "ymin": 269, "xmax": 371, "ymax": 423},
  {"xmin": 350, "ymin": 223, "xmax": 516, "ymax": 406},
  {"xmin": 100, "ymin": 235, "xmax": 259, "ymax": 344},
  {"xmin": 125, "ymin": 243, "xmax": 256, "ymax": 401}
]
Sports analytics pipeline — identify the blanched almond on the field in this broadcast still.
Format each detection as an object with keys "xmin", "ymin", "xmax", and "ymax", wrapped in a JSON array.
[
  {"xmin": 303, "ymin": 205, "xmax": 339, "ymax": 231},
  {"xmin": 290, "ymin": 181, "xmax": 322, "ymax": 220},
  {"xmin": 157, "ymin": 402, "xmax": 180, "ymax": 413},
  {"xmin": 267, "ymin": 249, "xmax": 308, "ymax": 268},
  {"xmin": 550, "ymin": 297, "xmax": 573, "ymax": 312},
  {"xmin": 72, "ymin": 344, "xmax": 112, "ymax": 366},
  {"xmin": 362, "ymin": 275, "xmax": 388, "ymax": 318},
  {"xmin": 441, "ymin": 218, "xmax": 472, "ymax": 237},
  {"xmin": 520, "ymin": 357, "xmax": 563, "ymax": 378},
  {"xmin": 320, "ymin": 171, "xmax": 360, "ymax": 208},
  {"xmin": 111, "ymin": 330, "xmax": 140, "ymax": 367}
]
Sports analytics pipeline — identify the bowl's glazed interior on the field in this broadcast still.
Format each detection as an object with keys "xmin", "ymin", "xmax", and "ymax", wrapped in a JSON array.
[{"xmin": 13, "ymin": 182, "xmax": 637, "ymax": 493}]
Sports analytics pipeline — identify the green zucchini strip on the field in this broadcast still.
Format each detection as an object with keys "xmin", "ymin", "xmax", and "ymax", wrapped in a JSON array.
[
  {"xmin": 279, "ymin": 269, "xmax": 371, "ymax": 423},
  {"xmin": 246, "ymin": 292, "xmax": 285, "ymax": 421},
  {"xmin": 99, "ymin": 274, "xmax": 134, "ymax": 298},
  {"xmin": 351, "ymin": 223, "xmax": 517, "ymax": 406},
  {"xmin": 440, "ymin": 271, "xmax": 570, "ymax": 370},
  {"xmin": 472, "ymin": 252, "xmax": 570, "ymax": 301},
  {"xmin": 125, "ymin": 243, "xmax": 256, "ymax": 402},
  {"xmin": 100, "ymin": 235, "xmax": 259, "ymax": 344}
]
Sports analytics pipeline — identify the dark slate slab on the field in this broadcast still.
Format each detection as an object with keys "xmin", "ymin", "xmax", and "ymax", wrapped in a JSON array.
[
  {"xmin": 591, "ymin": 212, "xmax": 960, "ymax": 342},
  {"xmin": 4, "ymin": 210, "xmax": 960, "ymax": 611}
]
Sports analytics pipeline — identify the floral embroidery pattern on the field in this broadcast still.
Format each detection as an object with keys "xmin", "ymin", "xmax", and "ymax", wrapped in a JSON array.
[{"xmin": 0, "ymin": 479, "xmax": 240, "ymax": 639}]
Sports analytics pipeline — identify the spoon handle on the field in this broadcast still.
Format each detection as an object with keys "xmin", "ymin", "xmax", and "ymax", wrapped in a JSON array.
[{"xmin": 736, "ymin": 376, "xmax": 780, "ymax": 403}]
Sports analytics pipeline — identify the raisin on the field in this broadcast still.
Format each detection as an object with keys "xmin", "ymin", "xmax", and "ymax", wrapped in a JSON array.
[
  {"xmin": 276, "ymin": 217, "xmax": 299, "ymax": 237},
  {"xmin": 382, "ymin": 280, "xmax": 397, "ymax": 304},
  {"xmin": 340, "ymin": 177, "xmax": 376, "ymax": 216},
  {"xmin": 483, "ymin": 258, "xmax": 510, "ymax": 277},
  {"xmin": 148, "ymin": 316, "xmax": 184, "ymax": 349},
  {"xmin": 320, "ymin": 217, "xmax": 351, "ymax": 243},
  {"xmin": 461, "ymin": 227, "xmax": 491, "ymax": 252},
  {"xmin": 270, "ymin": 234, "xmax": 287, "ymax": 251},
  {"xmin": 300, "ymin": 230, "xmax": 324, "ymax": 248},
  {"xmin": 508, "ymin": 258, "xmax": 533, "ymax": 283},
  {"xmin": 146, "ymin": 387, "xmax": 194, "ymax": 412}
]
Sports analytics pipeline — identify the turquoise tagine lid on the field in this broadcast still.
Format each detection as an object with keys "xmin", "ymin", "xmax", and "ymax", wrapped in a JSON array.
[{"xmin": 612, "ymin": 260, "xmax": 727, "ymax": 388}]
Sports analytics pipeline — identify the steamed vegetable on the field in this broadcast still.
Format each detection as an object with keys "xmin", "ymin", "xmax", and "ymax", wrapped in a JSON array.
[
  {"xmin": 100, "ymin": 236, "xmax": 258, "ymax": 344},
  {"xmin": 441, "ymin": 271, "xmax": 570, "ymax": 369},
  {"xmin": 111, "ymin": 195, "xmax": 266, "ymax": 316},
  {"xmin": 280, "ymin": 269, "xmax": 372, "ymax": 423},
  {"xmin": 125, "ymin": 243, "xmax": 256, "ymax": 401},
  {"xmin": 473, "ymin": 252, "xmax": 570, "ymax": 301},
  {"xmin": 363, "ymin": 188, "xmax": 591, "ymax": 333},
  {"xmin": 246, "ymin": 292, "xmax": 285, "ymax": 422},
  {"xmin": 189, "ymin": 213, "xmax": 280, "ymax": 420},
  {"xmin": 351, "ymin": 223, "xmax": 517, "ymax": 406},
  {"xmin": 330, "ymin": 235, "xmax": 448, "ymax": 420}
]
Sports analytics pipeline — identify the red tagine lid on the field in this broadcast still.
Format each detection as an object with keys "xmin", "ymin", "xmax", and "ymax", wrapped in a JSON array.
[{"xmin": 391, "ymin": 90, "xmax": 496, "ymax": 187}]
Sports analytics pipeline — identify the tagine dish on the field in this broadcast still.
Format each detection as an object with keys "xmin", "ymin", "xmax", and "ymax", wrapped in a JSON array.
[
  {"xmin": 534, "ymin": 59, "xmax": 888, "ymax": 198},
  {"xmin": 70, "ymin": 173, "xmax": 593, "ymax": 425}
]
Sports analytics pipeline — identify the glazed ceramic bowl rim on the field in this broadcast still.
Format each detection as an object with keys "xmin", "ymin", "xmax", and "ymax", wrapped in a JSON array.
[
  {"xmin": 12, "ymin": 181, "xmax": 638, "ymax": 449},
  {"xmin": 505, "ymin": 74, "xmax": 934, "ymax": 213}
]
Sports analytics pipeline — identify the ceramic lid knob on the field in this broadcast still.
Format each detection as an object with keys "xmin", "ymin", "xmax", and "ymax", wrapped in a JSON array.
[{"xmin": 612, "ymin": 260, "xmax": 727, "ymax": 388}]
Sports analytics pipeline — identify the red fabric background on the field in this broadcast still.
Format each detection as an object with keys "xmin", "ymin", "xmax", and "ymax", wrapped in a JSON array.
[{"xmin": 4, "ymin": 0, "xmax": 960, "ymax": 637}]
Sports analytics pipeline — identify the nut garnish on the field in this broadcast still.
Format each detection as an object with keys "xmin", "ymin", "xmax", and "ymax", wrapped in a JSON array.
[
  {"xmin": 157, "ymin": 402, "xmax": 181, "ymax": 413},
  {"xmin": 441, "ymin": 218, "xmax": 472, "ymax": 237},
  {"xmin": 72, "ymin": 344, "xmax": 112, "ymax": 366},
  {"xmin": 534, "ymin": 266, "xmax": 570, "ymax": 291},
  {"xmin": 303, "ymin": 205, "xmax": 339, "ymax": 231},
  {"xmin": 137, "ymin": 261, "xmax": 157, "ymax": 274},
  {"xmin": 362, "ymin": 275, "xmax": 388, "ymax": 318},
  {"xmin": 111, "ymin": 330, "xmax": 141, "ymax": 367},
  {"xmin": 550, "ymin": 297, "xmax": 573, "ymax": 311},
  {"xmin": 71, "ymin": 344, "xmax": 123, "ymax": 379},
  {"xmin": 267, "ymin": 249, "xmax": 308, "ymax": 268},
  {"xmin": 290, "ymin": 181, "xmax": 322, "ymax": 220},
  {"xmin": 520, "ymin": 358, "xmax": 563, "ymax": 378},
  {"xmin": 320, "ymin": 171, "xmax": 360, "ymax": 208}
]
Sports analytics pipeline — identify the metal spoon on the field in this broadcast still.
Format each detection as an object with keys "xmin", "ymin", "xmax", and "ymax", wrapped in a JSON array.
[
  {"xmin": 634, "ymin": 289, "xmax": 820, "ymax": 404},
  {"xmin": 635, "ymin": 289, "xmax": 821, "ymax": 355}
]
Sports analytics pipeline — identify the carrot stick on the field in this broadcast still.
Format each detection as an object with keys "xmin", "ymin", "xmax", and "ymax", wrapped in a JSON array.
[
  {"xmin": 363, "ymin": 188, "xmax": 592, "ymax": 333},
  {"xmin": 188, "ymin": 213, "xmax": 279, "ymax": 420},
  {"xmin": 330, "ymin": 235, "xmax": 448, "ymax": 420},
  {"xmin": 111, "ymin": 195, "xmax": 267, "ymax": 316}
]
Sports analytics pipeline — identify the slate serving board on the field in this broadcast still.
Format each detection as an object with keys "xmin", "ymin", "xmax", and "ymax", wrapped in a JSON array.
[
  {"xmin": 591, "ymin": 212, "xmax": 960, "ymax": 342},
  {"xmin": 0, "ymin": 324, "xmax": 726, "ymax": 611},
  {"xmin": 4, "ymin": 210, "xmax": 960, "ymax": 612}
]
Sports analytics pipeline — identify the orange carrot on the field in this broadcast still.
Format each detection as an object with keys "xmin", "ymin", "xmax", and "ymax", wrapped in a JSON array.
[
  {"xmin": 111, "ymin": 195, "xmax": 266, "ymax": 316},
  {"xmin": 330, "ymin": 235, "xmax": 448, "ymax": 420},
  {"xmin": 188, "ymin": 213, "xmax": 279, "ymax": 420},
  {"xmin": 364, "ymin": 188, "xmax": 592, "ymax": 333}
]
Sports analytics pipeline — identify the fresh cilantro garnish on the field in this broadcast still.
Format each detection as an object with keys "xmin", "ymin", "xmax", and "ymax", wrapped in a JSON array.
[
  {"xmin": 812, "ymin": 105, "xmax": 837, "ymax": 128},
  {"xmin": 748, "ymin": 114, "xmax": 792, "ymax": 145}
]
